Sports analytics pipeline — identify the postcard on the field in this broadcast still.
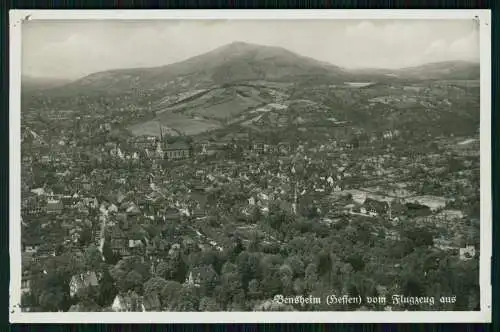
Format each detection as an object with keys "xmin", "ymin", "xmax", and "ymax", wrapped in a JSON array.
[{"xmin": 9, "ymin": 9, "xmax": 492, "ymax": 323}]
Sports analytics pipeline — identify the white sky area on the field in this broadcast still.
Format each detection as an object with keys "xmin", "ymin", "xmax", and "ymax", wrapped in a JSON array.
[{"xmin": 22, "ymin": 19, "xmax": 480, "ymax": 80}]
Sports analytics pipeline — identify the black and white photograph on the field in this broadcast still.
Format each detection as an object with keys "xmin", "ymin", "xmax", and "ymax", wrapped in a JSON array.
[{"xmin": 9, "ymin": 10, "xmax": 492, "ymax": 323}]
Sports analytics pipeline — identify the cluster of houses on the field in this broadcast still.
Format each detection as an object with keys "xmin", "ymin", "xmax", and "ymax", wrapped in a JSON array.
[{"xmin": 21, "ymin": 108, "xmax": 479, "ymax": 312}]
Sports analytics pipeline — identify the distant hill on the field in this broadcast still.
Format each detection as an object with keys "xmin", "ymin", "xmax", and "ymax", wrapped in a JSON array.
[
  {"xmin": 350, "ymin": 61, "xmax": 479, "ymax": 81},
  {"xmin": 396, "ymin": 61, "xmax": 480, "ymax": 80}
]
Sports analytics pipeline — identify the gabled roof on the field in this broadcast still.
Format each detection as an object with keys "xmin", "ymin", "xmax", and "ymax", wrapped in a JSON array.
[{"xmin": 70, "ymin": 271, "xmax": 99, "ymax": 295}]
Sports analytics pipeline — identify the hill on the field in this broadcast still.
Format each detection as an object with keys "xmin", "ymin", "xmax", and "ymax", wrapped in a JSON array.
[
  {"xmin": 51, "ymin": 42, "xmax": 351, "ymax": 97},
  {"xmin": 349, "ymin": 61, "xmax": 479, "ymax": 81},
  {"xmin": 23, "ymin": 42, "xmax": 480, "ymax": 139}
]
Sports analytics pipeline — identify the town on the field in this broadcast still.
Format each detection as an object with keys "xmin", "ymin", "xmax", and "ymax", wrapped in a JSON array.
[{"xmin": 20, "ymin": 94, "xmax": 480, "ymax": 312}]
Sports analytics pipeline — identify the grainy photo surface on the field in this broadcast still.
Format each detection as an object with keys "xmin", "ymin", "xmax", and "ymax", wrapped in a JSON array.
[{"xmin": 13, "ymin": 13, "xmax": 490, "ymax": 320}]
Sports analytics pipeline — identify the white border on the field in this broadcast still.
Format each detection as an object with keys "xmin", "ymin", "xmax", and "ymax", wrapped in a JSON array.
[{"xmin": 9, "ymin": 9, "xmax": 492, "ymax": 323}]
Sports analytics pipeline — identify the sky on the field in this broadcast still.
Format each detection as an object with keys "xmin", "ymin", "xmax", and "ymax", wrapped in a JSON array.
[{"xmin": 22, "ymin": 19, "xmax": 480, "ymax": 80}]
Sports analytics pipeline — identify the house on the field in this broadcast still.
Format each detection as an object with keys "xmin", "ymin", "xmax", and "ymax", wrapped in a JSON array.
[
  {"xmin": 364, "ymin": 198, "xmax": 388, "ymax": 217},
  {"xmin": 69, "ymin": 271, "xmax": 100, "ymax": 298},
  {"xmin": 46, "ymin": 199, "xmax": 64, "ymax": 214},
  {"xmin": 82, "ymin": 179, "xmax": 92, "ymax": 191},
  {"xmin": 385, "ymin": 230, "xmax": 401, "ymax": 241},
  {"xmin": 129, "ymin": 239, "xmax": 143, "ymax": 249},
  {"xmin": 164, "ymin": 207, "xmax": 181, "ymax": 222},
  {"xmin": 459, "ymin": 245, "xmax": 476, "ymax": 261},
  {"xmin": 24, "ymin": 243, "xmax": 39, "ymax": 254},
  {"xmin": 125, "ymin": 203, "xmax": 141, "ymax": 216},
  {"xmin": 21, "ymin": 275, "xmax": 31, "ymax": 294},
  {"xmin": 110, "ymin": 226, "xmax": 129, "ymax": 256},
  {"xmin": 252, "ymin": 141, "xmax": 265, "ymax": 153},
  {"xmin": 30, "ymin": 188, "xmax": 46, "ymax": 196},
  {"xmin": 433, "ymin": 238, "xmax": 458, "ymax": 252},
  {"xmin": 108, "ymin": 203, "xmax": 118, "ymax": 213},
  {"xmin": 436, "ymin": 209, "xmax": 464, "ymax": 222},
  {"xmin": 111, "ymin": 239, "xmax": 129, "ymax": 256},
  {"xmin": 112, "ymin": 292, "xmax": 142, "ymax": 312},
  {"xmin": 184, "ymin": 271, "xmax": 201, "ymax": 287},
  {"xmin": 165, "ymin": 141, "xmax": 190, "ymax": 159},
  {"xmin": 36, "ymin": 246, "xmax": 56, "ymax": 259},
  {"xmin": 277, "ymin": 142, "xmax": 291, "ymax": 154},
  {"xmin": 196, "ymin": 140, "xmax": 210, "ymax": 155},
  {"xmin": 184, "ymin": 265, "xmax": 218, "ymax": 288}
]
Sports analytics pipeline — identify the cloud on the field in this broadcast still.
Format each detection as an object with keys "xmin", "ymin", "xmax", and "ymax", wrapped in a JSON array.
[
  {"xmin": 21, "ymin": 19, "xmax": 480, "ymax": 79},
  {"xmin": 421, "ymin": 31, "xmax": 478, "ymax": 63}
]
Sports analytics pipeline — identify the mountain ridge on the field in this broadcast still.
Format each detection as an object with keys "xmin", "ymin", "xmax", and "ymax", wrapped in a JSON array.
[{"xmin": 28, "ymin": 42, "xmax": 479, "ymax": 97}]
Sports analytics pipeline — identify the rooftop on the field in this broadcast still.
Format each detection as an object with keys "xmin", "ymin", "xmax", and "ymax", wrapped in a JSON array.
[{"xmin": 166, "ymin": 141, "xmax": 190, "ymax": 150}]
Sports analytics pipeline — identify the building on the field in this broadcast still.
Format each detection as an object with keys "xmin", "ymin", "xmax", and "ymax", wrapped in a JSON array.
[
  {"xmin": 21, "ymin": 275, "xmax": 31, "ymax": 294},
  {"xmin": 459, "ymin": 245, "xmax": 476, "ymax": 261},
  {"xmin": 252, "ymin": 141, "xmax": 265, "ymax": 153},
  {"xmin": 165, "ymin": 141, "xmax": 190, "ymax": 159},
  {"xmin": 24, "ymin": 243, "xmax": 39, "ymax": 254},
  {"xmin": 133, "ymin": 137, "xmax": 157, "ymax": 151},
  {"xmin": 112, "ymin": 292, "xmax": 142, "ymax": 312},
  {"xmin": 69, "ymin": 271, "xmax": 100, "ymax": 298},
  {"xmin": 46, "ymin": 199, "xmax": 64, "ymax": 214},
  {"xmin": 197, "ymin": 140, "xmax": 210, "ymax": 155}
]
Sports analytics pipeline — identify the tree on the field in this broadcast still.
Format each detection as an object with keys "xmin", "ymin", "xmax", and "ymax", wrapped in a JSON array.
[
  {"xmin": 102, "ymin": 241, "xmax": 119, "ymax": 265},
  {"xmin": 160, "ymin": 280, "xmax": 183, "ymax": 308},
  {"xmin": 221, "ymin": 262, "xmax": 238, "ymax": 275},
  {"xmin": 218, "ymin": 272, "xmax": 243, "ymax": 307},
  {"xmin": 260, "ymin": 269, "xmax": 282, "ymax": 298},
  {"xmin": 199, "ymin": 296, "xmax": 221, "ymax": 311},
  {"xmin": 279, "ymin": 264, "xmax": 294, "ymax": 295},
  {"xmin": 236, "ymin": 251, "xmax": 261, "ymax": 289},
  {"xmin": 168, "ymin": 286, "xmax": 199, "ymax": 311},
  {"xmin": 250, "ymin": 207, "xmax": 263, "ymax": 224},
  {"xmin": 79, "ymin": 226, "xmax": 93, "ymax": 246},
  {"xmin": 230, "ymin": 238, "xmax": 245, "ymax": 260},
  {"xmin": 125, "ymin": 270, "xmax": 145, "ymax": 293},
  {"xmin": 84, "ymin": 245, "xmax": 103, "ymax": 271},
  {"xmin": 155, "ymin": 256, "xmax": 187, "ymax": 283},
  {"xmin": 403, "ymin": 226, "xmax": 434, "ymax": 248},
  {"xmin": 346, "ymin": 254, "xmax": 365, "ymax": 272},
  {"xmin": 247, "ymin": 279, "xmax": 262, "ymax": 299},
  {"xmin": 38, "ymin": 288, "xmax": 67, "ymax": 312},
  {"xmin": 144, "ymin": 276, "xmax": 169, "ymax": 297},
  {"xmin": 156, "ymin": 261, "xmax": 175, "ymax": 280},
  {"xmin": 109, "ymin": 256, "xmax": 150, "ymax": 293},
  {"xmin": 21, "ymin": 292, "xmax": 37, "ymax": 309},
  {"xmin": 316, "ymin": 251, "xmax": 332, "ymax": 277},
  {"xmin": 97, "ymin": 269, "xmax": 117, "ymax": 307},
  {"xmin": 304, "ymin": 263, "xmax": 318, "ymax": 292},
  {"xmin": 293, "ymin": 278, "xmax": 305, "ymax": 295}
]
